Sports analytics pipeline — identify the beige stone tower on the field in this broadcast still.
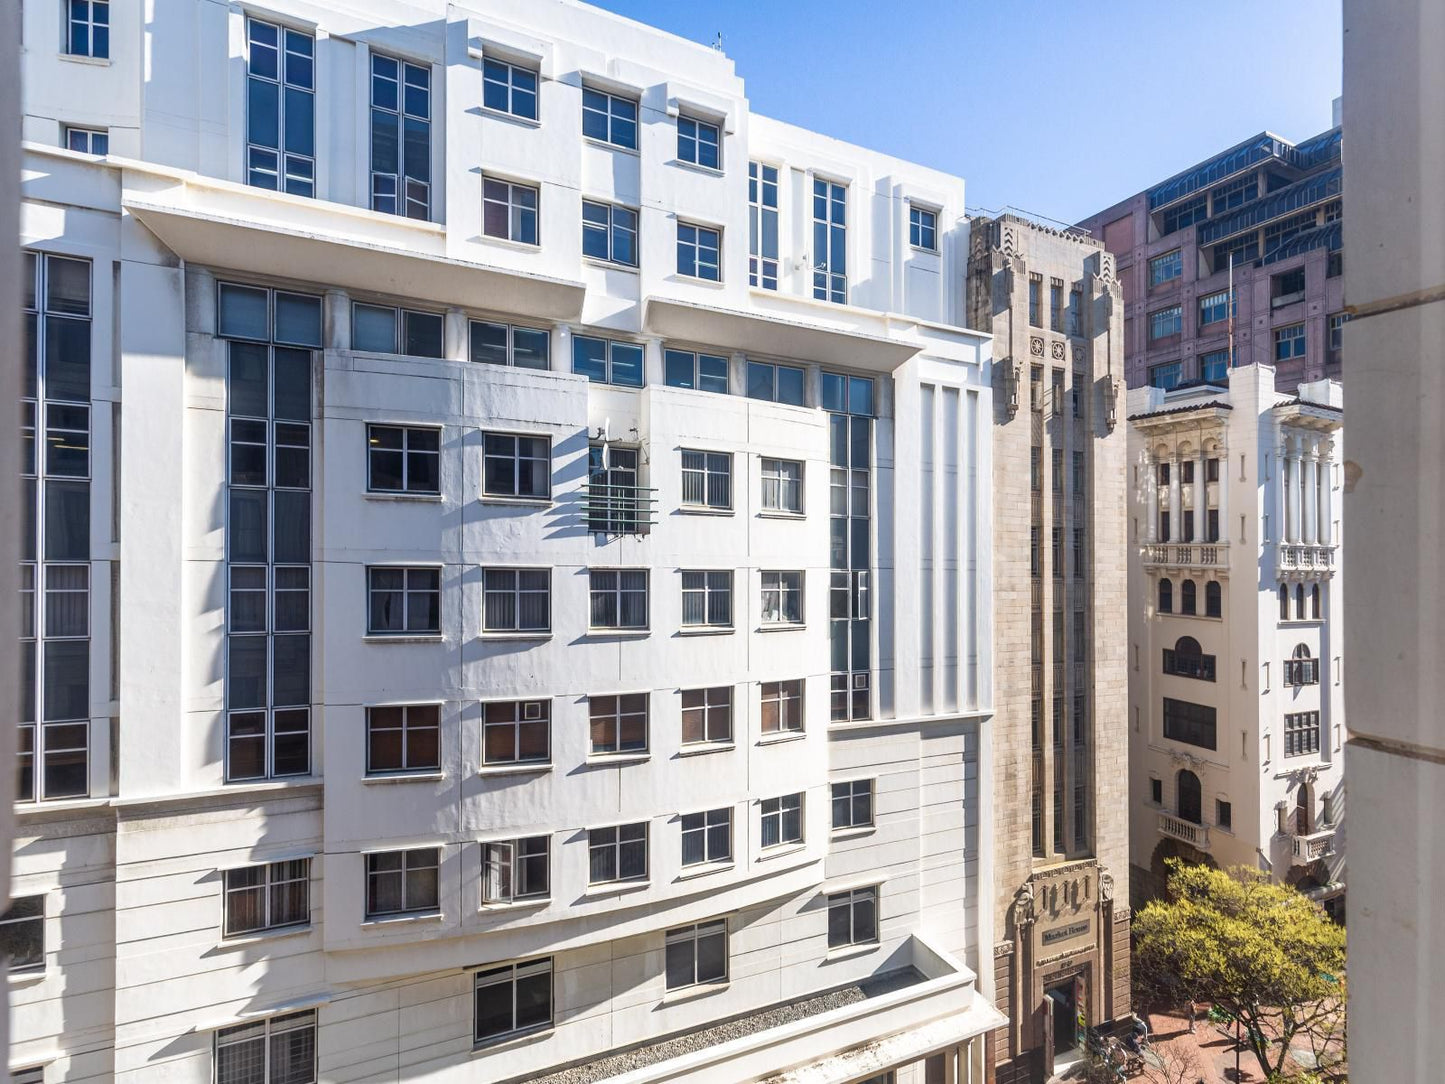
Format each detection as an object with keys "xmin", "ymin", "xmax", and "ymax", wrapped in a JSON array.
[{"xmin": 968, "ymin": 216, "xmax": 1131, "ymax": 1083}]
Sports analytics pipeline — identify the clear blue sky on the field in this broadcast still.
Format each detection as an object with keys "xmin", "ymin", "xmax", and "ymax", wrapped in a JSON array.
[{"xmin": 587, "ymin": 0, "xmax": 1342, "ymax": 225}]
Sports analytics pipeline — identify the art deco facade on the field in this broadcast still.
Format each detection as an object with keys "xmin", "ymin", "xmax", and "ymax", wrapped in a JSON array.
[
  {"xmin": 967, "ymin": 217, "xmax": 1130, "ymax": 1083},
  {"xmin": 1078, "ymin": 124, "xmax": 1344, "ymax": 395},
  {"xmin": 8, "ymin": 1, "xmax": 1009, "ymax": 1082},
  {"xmin": 1125, "ymin": 367, "xmax": 1346, "ymax": 917}
]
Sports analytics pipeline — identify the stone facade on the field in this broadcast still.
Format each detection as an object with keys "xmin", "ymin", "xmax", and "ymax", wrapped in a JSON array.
[{"xmin": 969, "ymin": 216, "xmax": 1131, "ymax": 1083}]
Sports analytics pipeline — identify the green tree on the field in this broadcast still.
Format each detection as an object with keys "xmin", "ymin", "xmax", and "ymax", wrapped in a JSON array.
[{"xmin": 1134, "ymin": 860, "xmax": 1346, "ymax": 1081}]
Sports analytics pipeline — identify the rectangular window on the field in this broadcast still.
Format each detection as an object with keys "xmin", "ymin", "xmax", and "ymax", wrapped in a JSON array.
[
  {"xmin": 482, "ymin": 837, "xmax": 550, "ymax": 904},
  {"xmin": 482, "ymin": 699, "xmax": 550, "ymax": 766},
  {"xmin": 367, "ymin": 424, "xmax": 440, "ymax": 494},
  {"xmin": 665, "ymin": 920, "xmax": 728, "ymax": 990},
  {"xmin": 1028, "ymin": 274, "xmax": 1041, "ymax": 326},
  {"xmin": 68, "ymin": 0, "xmax": 108, "ymax": 58},
  {"xmin": 677, "ymin": 115, "xmax": 720, "ymax": 169},
  {"xmin": 827, "ymin": 886, "xmax": 878, "ymax": 948},
  {"xmin": 367, "ymin": 567, "xmax": 440, "ymax": 635},
  {"xmin": 482, "ymin": 569, "xmax": 550, "ymax": 633},
  {"xmin": 0, "ymin": 896, "xmax": 44, "ymax": 973},
  {"xmin": 1328, "ymin": 312, "xmax": 1347, "ymax": 354},
  {"xmin": 1149, "ymin": 361, "xmax": 1182, "ymax": 390},
  {"xmin": 469, "ymin": 320, "xmax": 550, "ymax": 370},
  {"xmin": 831, "ymin": 779, "xmax": 873, "ymax": 831},
  {"xmin": 681, "ymin": 570, "xmax": 733, "ymax": 629},
  {"xmin": 677, "ymin": 222, "xmax": 722, "ymax": 281},
  {"xmin": 1149, "ymin": 305, "xmax": 1183, "ymax": 340},
  {"xmin": 587, "ymin": 444, "xmax": 645, "ymax": 533},
  {"xmin": 1149, "ymin": 249, "xmax": 1182, "ymax": 286},
  {"xmin": 1072, "ymin": 451, "xmax": 1085, "ymax": 495},
  {"xmin": 1161, "ymin": 195, "xmax": 1207, "ymax": 235},
  {"xmin": 760, "ymin": 679, "xmax": 804, "ymax": 735},
  {"xmin": 1068, "ymin": 287, "xmax": 1083, "ymax": 335},
  {"xmin": 909, "ymin": 205, "xmax": 937, "ymax": 251},
  {"xmin": 482, "ymin": 433, "xmax": 551, "ymax": 499},
  {"xmin": 761, "ymin": 458, "xmax": 803, "ymax": 513},
  {"xmin": 588, "ymin": 693, "xmax": 648, "ymax": 755},
  {"xmin": 1050, "ymin": 280, "xmax": 1064, "ymax": 331},
  {"xmin": 482, "ymin": 178, "xmax": 539, "ymax": 244},
  {"xmin": 474, "ymin": 959, "xmax": 553, "ymax": 1043},
  {"xmin": 664, "ymin": 348, "xmax": 729, "ymax": 393},
  {"xmin": 370, "ymin": 54, "xmax": 431, "ymax": 219},
  {"xmin": 746, "ymin": 360, "xmax": 805, "ymax": 405},
  {"xmin": 352, "ymin": 303, "xmax": 443, "ymax": 357},
  {"xmin": 64, "ymin": 127, "xmax": 108, "ymax": 155},
  {"xmin": 680, "ymin": 809, "xmax": 731, "ymax": 867},
  {"xmin": 1162, "ymin": 697, "xmax": 1217, "ymax": 751},
  {"xmin": 572, "ymin": 335, "xmax": 643, "ymax": 387},
  {"xmin": 1210, "ymin": 174, "xmax": 1257, "ymax": 214},
  {"xmin": 366, "ymin": 704, "xmax": 440, "ymax": 775},
  {"xmin": 587, "ymin": 823, "xmax": 648, "ymax": 884},
  {"xmin": 1271, "ymin": 267, "xmax": 1307, "ymax": 305},
  {"xmin": 223, "ymin": 859, "xmax": 310, "ymax": 937},
  {"xmin": 482, "ymin": 58, "xmax": 538, "ymax": 121},
  {"xmin": 1200, "ymin": 349, "xmax": 1230, "ymax": 384},
  {"xmin": 365, "ymin": 848, "xmax": 440, "ymax": 918},
  {"xmin": 1198, "ymin": 290, "xmax": 1233, "ymax": 326},
  {"xmin": 582, "ymin": 200, "xmax": 639, "ymax": 266},
  {"xmin": 1274, "ymin": 323, "xmax": 1306, "ymax": 361},
  {"xmin": 589, "ymin": 569, "xmax": 648, "ymax": 629},
  {"xmin": 760, "ymin": 571, "xmax": 804, "ymax": 625},
  {"xmin": 760, "ymin": 792, "xmax": 803, "ymax": 848},
  {"xmin": 1284, "ymin": 711, "xmax": 1321, "ymax": 757},
  {"xmin": 214, "ymin": 1011, "xmax": 316, "ymax": 1084},
  {"xmin": 246, "ymin": 20, "xmax": 314, "ymax": 196},
  {"xmin": 681, "ymin": 686, "xmax": 732, "ymax": 745},
  {"xmin": 749, "ymin": 162, "xmax": 780, "ymax": 289},
  {"xmin": 1051, "ymin": 448, "xmax": 1064, "ymax": 493},
  {"xmin": 1150, "ymin": 778, "xmax": 1162, "ymax": 804},
  {"xmin": 1216, "ymin": 799, "xmax": 1233, "ymax": 830},
  {"xmin": 681, "ymin": 450, "xmax": 731, "ymax": 510},
  {"xmin": 582, "ymin": 87, "xmax": 638, "ymax": 149},
  {"xmin": 812, "ymin": 178, "xmax": 847, "ymax": 303}
]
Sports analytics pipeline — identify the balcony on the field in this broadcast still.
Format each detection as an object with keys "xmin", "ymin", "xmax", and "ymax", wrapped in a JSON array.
[
  {"xmin": 1142, "ymin": 542, "xmax": 1229, "ymax": 571},
  {"xmin": 1291, "ymin": 828, "xmax": 1337, "ymax": 865},
  {"xmin": 1278, "ymin": 544, "xmax": 1336, "ymax": 577},
  {"xmin": 1158, "ymin": 811, "xmax": 1211, "ymax": 851},
  {"xmin": 580, "ymin": 484, "xmax": 658, "ymax": 535}
]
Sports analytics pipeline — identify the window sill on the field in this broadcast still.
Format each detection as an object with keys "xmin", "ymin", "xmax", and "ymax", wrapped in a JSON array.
[
  {"xmin": 481, "ymin": 234, "xmax": 542, "ymax": 253},
  {"xmin": 758, "ymin": 731, "xmax": 806, "ymax": 746},
  {"xmin": 583, "ymin": 257, "xmax": 640, "ymax": 275},
  {"xmin": 825, "ymin": 941, "xmax": 880, "ymax": 963},
  {"xmin": 757, "ymin": 623, "xmax": 806, "ymax": 634},
  {"xmin": 581, "ymin": 879, "xmax": 650, "ymax": 897},
  {"xmin": 675, "ymin": 861, "xmax": 734, "ymax": 882},
  {"xmin": 7, "ymin": 969, "xmax": 47, "ymax": 986},
  {"xmin": 677, "ymin": 742, "xmax": 735, "ymax": 758},
  {"xmin": 479, "ymin": 495, "xmax": 554, "ymax": 508},
  {"xmin": 585, "ymin": 752, "xmax": 651, "ymax": 767},
  {"xmin": 217, "ymin": 924, "xmax": 313, "ymax": 950},
  {"xmin": 661, "ymin": 980, "xmax": 730, "ymax": 1006},
  {"xmin": 757, "ymin": 510, "xmax": 806, "ymax": 521},
  {"xmin": 829, "ymin": 825, "xmax": 877, "ymax": 841},
  {"xmin": 361, "ymin": 771, "xmax": 446, "ymax": 785},
  {"xmin": 478, "ymin": 896, "xmax": 551, "ymax": 914},
  {"xmin": 363, "ymin": 634, "xmax": 444, "ymax": 644},
  {"xmin": 478, "ymin": 762, "xmax": 553, "ymax": 777},
  {"xmin": 478, "ymin": 632, "xmax": 553, "ymax": 642},
  {"xmin": 480, "ymin": 108, "xmax": 542, "ymax": 129},
  {"xmin": 58, "ymin": 53, "xmax": 111, "ymax": 67},
  {"xmin": 364, "ymin": 491, "xmax": 443, "ymax": 502},
  {"xmin": 909, "ymin": 244, "xmax": 940, "ymax": 256},
  {"xmin": 670, "ymin": 274, "xmax": 726, "ymax": 289},
  {"xmin": 472, "ymin": 1023, "xmax": 554, "ymax": 1055},
  {"xmin": 757, "ymin": 842, "xmax": 806, "ymax": 862},
  {"xmin": 360, "ymin": 911, "xmax": 444, "ymax": 929},
  {"xmin": 584, "ymin": 628, "xmax": 652, "ymax": 639},
  {"xmin": 583, "ymin": 137, "xmax": 639, "ymax": 157},
  {"xmin": 678, "ymin": 626, "xmax": 735, "ymax": 637},
  {"xmin": 14, "ymin": 796, "xmax": 111, "ymax": 815},
  {"xmin": 678, "ymin": 506, "xmax": 735, "ymax": 516},
  {"xmin": 670, "ymin": 159, "xmax": 725, "ymax": 179}
]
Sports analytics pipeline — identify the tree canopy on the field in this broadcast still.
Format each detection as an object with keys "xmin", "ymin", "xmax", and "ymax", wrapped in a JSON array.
[{"xmin": 1133, "ymin": 860, "xmax": 1346, "ymax": 1081}]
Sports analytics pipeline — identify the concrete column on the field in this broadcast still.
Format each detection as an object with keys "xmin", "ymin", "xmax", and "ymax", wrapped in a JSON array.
[
  {"xmin": 1193, "ymin": 449, "xmax": 1207, "ymax": 541},
  {"xmin": 1217, "ymin": 444, "xmax": 1229, "ymax": 544},
  {"xmin": 643, "ymin": 337, "xmax": 665, "ymax": 387},
  {"xmin": 729, "ymin": 351, "xmax": 747, "ymax": 397},
  {"xmin": 443, "ymin": 307, "xmax": 468, "ymax": 362},
  {"xmin": 323, "ymin": 288, "xmax": 349, "ymax": 351},
  {"xmin": 1272, "ymin": 442, "xmax": 1287, "ymax": 543},
  {"xmin": 1169, "ymin": 451, "xmax": 1183, "ymax": 542},
  {"xmin": 551, "ymin": 322, "xmax": 572, "ymax": 375},
  {"xmin": 1303, "ymin": 448, "xmax": 1319, "ymax": 545},
  {"xmin": 1320, "ymin": 441, "xmax": 1334, "ymax": 545},
  {"xmin": 1288, "ymin": 451, "xmax": 1303, "ymax": 544},
  {"xmin": 1146, "ymin": 453, "xmax": 1159, "ymax": 543}
]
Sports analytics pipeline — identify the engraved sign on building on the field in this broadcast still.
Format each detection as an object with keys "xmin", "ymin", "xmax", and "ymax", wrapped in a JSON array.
[{"xmin": 1042, "ymin": 919, "xmax": 1091, "ymax": 946}]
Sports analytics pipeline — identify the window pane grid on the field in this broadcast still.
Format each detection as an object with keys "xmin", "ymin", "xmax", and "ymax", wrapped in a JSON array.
[
  {"xmin": 482, "ymin": 699, "xmax": 550, "ymax": 765},
  {"xmin": 749, "ymin": 162, "xmax": 780, "ymax": 289},
  {"xmin": 761, "ymin": 571, "xmax": 803, "ymax": 625},
  {"xmin": 483, "ymin": 178, "xmax": 539, "ymax": 244},
  {"xmin": 681, "ymin": 686, "xmax": 732, "ymax": 745},
  {"xmin": 215, "ymin": 1010, "xmax": 316, "ymax": 1084},
  {"xmin": 589, "ymin": 693, "xmax": 649, "ymax": 755},
  {"xmin": 760, "ymin": 792, "xmax": 803, "ymax": 848},
  {"xmin": 587, "ymin": 823, "xmax": 648, "ymax": 884},
  {"xmin": 681, "ymin": 808, "xmax": 731, "ymax": 867},
  {"xmin": 366, "ymin": 703, "xmax": 440, "ymax": 774},
  {"xmin": 761, "ymin": 458, "xmax": 803, "ymax": 512},
  {"xmin": 474, "ymin": 958, "xmax": 553, "ymax": 1044},
  {"xmin": 588, "ymin": 569, "xmax": 648, "ymax": 629},
  {"xmin": 827, "ymin": 886, "xmax": 878, "ymax": 948},
  {"xmin": 483, "ymin": 568, "xmax": 551, "ymax": 633},
  {"xmin": 483, "ymin": 59, "xmax": 539, "ymax": 120},
  {"xmin": 760, "ymin": 679, "xmax": 804, "ymax": 734},
  {"xmin": 224, "ymin": 859, "xmax": 310, "ymax": 937},
  {"xmin": 831, "ymin": 779, "xmax": 874, "ymax": 830},
  {"xmin": 365, "ymin": 848, "xmax": 440, "ymax": 918}
]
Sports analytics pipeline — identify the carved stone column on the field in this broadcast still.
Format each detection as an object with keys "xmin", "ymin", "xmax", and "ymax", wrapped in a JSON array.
[
  {"xmin": 1193, "ymin": 448, "xmax": 1207, "ymax": 541},
  {"xmin": 1146, "ymin": 452, "xmax": 1159, "ymax": 543},
  {"xmin": 1169, "ymin": 451, "xmax": 1183, "ymax": 543},
  {"xmin": 1303, "ymin": 445, "xmax": 1319, "ymax": 545}
]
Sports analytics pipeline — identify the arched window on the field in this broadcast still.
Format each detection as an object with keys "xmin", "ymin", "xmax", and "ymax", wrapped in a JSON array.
[
  {"xmin": 1177, "ymin": 769, "xmax": 1203, "ymax": 825},
  {"xmin": 1175, "ymin": 636, "xmax": 1202, "ymax": 656},
  {"xmin": 1205, "ymin": 581, "xmax": 1222, "ymax": 618},
  {"xmin": 1279, "ymin": 585, "xmax": 1289, "ymax": 620},
  {"xmin": 1159, "ymin": 578, "xmax": 1173, "ymax": 613},
  {"xmin": 1286, "ymin": 643, "xmax": 1318, "ymax": 686},
  {"xmin": 1163, "ymin": 635, "xmax": 1215, "ymax": 680},
  {"xmin": 1311, "ymin": 583, "xmax": 1321, "ymax": 619},
  {"xmin": 1180, "ymin": 579, "xmax": 1197, "ymax": 615},
  {"xmin": 1295, "ymin": 782, "xmax": 1312, "ymax": 835},
  {"xmin": 1295, "ymin": 583, "xmax": 1306, "ymax": 620}
]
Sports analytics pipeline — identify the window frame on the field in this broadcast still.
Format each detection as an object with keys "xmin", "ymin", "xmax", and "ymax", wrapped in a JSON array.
[
  {"xmin": 366, "ymin": 423, "xmax": 441, "ymax": 496},
  {"xmin": 222, "ymin": 858, "xmax": 311, "ymax": 938},
  {"xmin": 677, "ymin": 221, "xmax": 723, "ymax": 281},
  {"xmin": 365, "ymin": 565, "xmax": 441, "ymax": 636},
  {"xmin": 369, "ymin": 52, "xmax": 432, "ymax": 220},
  {"xmin": 1198, "ymin": 290, "xmax": 1233, "ymax": 326},
  {"xmin": 469, "ymin": 319, "xmax": 551, "ymax": 370},
  {"xmin": 749, "ymin": 161, "xmax": 780, "ymax": 289},
  {"xmin": 677, "ymin": 114, "xmax": 721, "ymax": 170},
  {"xmin": 214, "ymin": 1010, "xmax": 317, "ymax": 1084},
  {"xmin": 664, "ymin": 919, "xmax": 729, "ymax": 991},
  {"xmin": 760, "ymin": 457, "xmax": 804, "ymax": 514},
  {"xmin": 827, "ymin": 885, "xmax": 879, "ymax": 949},
  {"xmin": 1284, "ymin": 711, "xmax": 1322, "ymax": 757},
  {"xmin": 680, "ymin": 449, "xmax": 732, "ymax": 511},
  {"xmin": 244, "ymin": 18, "xmax": 315, "ymax": 197},
  {"xmin": 474, "ymin": 958, "xmax": 554, "ymax": 1045},
  {"xmin": 831, "ymin": 778, "xmax": 875, "ymax": 832},
  {"xmin": 760, "ymin": 570, "xmax": 804, "ymax": 627},
  {"xmin": 745, "ymin": 360, "xmax": 806, "ymax": 405},
  {"xmin": 664, "ymin": 348, "xmax": 729, "ymax": 394},
  {"xmin": 482, "ymin": 567, "xmax": 551, "ymax": 634},
  {"xmin": 481, "ymin": 698, "xmax": 551, "ymax": 767},
  {"xmin": 364, "ymin": 847, "xmax": 441, "ymax": 919},
  {"xmin": 67, "ymin": 0, "xmax": 109, "ymax": 59},
  {"xmin": 582, "ymin": 199, "xmax": 639, "ymax": 267},
  {"xmin": 482, "ymin": 177, "xmax": 540, "ymax": 245},
  {"xmin": 680, "ymin": 807, "xmax": 732, "ymax": 868},
  {"xmin": 1162, "ymin": 697, "xmax": 1217, "ymax": 751},
  {"xmin": 481, "ymin": 431, "xmax": 552, "ymax": 501},
  {"xmin": 64, "ymin": 126, "xmax": 109, "ymax": 155},
  {"xmin": 681, "ymin": 686, "xmax": 733, "ymax": 747},
  {"xmin": 588, "ymin": 692, "xmax": 650, "ymax": 756},
  {"xmin": 761, "ymin": 792, "xmax": 804, "ymax": 849},
  {"xmin": 0, "ymin": 895, "xmax": 45, "ymax": 974},
  {"xmin": 812, "ymin": 177, "xmax": 848, "ymax": 303},
  {"xmin": 481, "ymin": 836, "xmax": 551, "ymax": 905},
  {"xmin": 482, "ymin": 57, "xmax": 539, "ymax": 121},
  {"xmin": 908, "ymin": 204, "xmax": 938, "ymax": 252},
  {"xmin": 760, "ymin": 679, "xmax": 805, "ymax": 735},
  {"xmin": 1148, "ymin": 248, "xmax": 1183, "ymax": 287},
  {"xmin": 365, "ymin": 702, "xmax": 441, "ymax": 775},
  {"xmin": 351, "ymin": 303, "xmax": 444, "ymax": 358},
  {"xmin": 1274, "ymin": 323, "xmax": 1307, "ymax": 361},
  {"xmin": 588, "ymin": 568, "xmax": 649, "ymax": 630},
  {"xmin": 587, "ymin": 822, "xmax": 649, "ymax": 885},
  {"xmin": 572, "ymin": 335, "xmax": 645, "ymax": 387},
  {"xmin": 581, "ymin": 86, "xmax": 639, "ymax": 150},
  {"xmin": 1149, "ymin": 305, "xmax": 1183, "ymax": 341},
  {"xmin": 681, "ymin": 569, "xmax": 734, "ymax": 630}
]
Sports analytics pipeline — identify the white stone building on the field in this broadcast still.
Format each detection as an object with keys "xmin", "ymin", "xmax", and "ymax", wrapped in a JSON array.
[
  {"xmin": 1125, "ymin": 365, "xmax": 1346, "ymax": 915},
  {"xmin": 8, "ymin": 1, "xmax": 1006, "ymax": 1082}
]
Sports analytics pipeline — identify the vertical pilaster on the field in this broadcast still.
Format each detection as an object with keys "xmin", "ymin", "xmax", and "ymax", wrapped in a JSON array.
[
  {"xmin": 1193, "ymin": 448, "xmax": 1206, "ymax": 541},
  {"xmin": 1288, "ymin": 448, "xmax": 1303, "ymax": 544},
  {"xmin": 1146, "ymin": 453, "xmax": 1158, "ymax": 543},
  {"xmin": 1303, "ymin": 447, "xmax": 1319, "ymax": 545},
  {"xmin": 1169, "ymin": 451, "xmax": 1182, "ymax": 542}
]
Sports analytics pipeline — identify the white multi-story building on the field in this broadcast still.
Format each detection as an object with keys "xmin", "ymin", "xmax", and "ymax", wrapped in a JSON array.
[
  {"xmin": 9, "ymin": 1, "xmax": 1008, "ymax": 1082},
  {"xmin": 1125, "ymin": 365, "xmax": 1346, "ymax": 916}
]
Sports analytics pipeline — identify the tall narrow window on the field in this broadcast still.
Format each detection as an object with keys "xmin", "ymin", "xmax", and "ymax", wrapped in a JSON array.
[
  {"xmin": 370, "ymin": 54, "xmax": 431, "ymax": 218},
  {"xmin": 749, "ymin": 162, "xmax": 779, "ymax": 289},
  {"xmin": 824, "ymin": 372, "xmax": 874, "ymax": 721},
  {"xmin": 587, "ymin": 445, "xmax": 645, "ymax": 533},
  {"xmin": 812, "ymin": 178, "xmax": 847, "ymax": 302},
  {"xmin": 1050, "ymin": 280, "xmax": 1064, "ymax": 331},
  {"xmin": 246, "ymin": 19, "xmax": 315, "ymax": 196},
  {"xmin": 20, "ymin": 254, "xmax": 94, "ymax": 802},
  {"xmin": 67, "ymin": 0, "xmax": 108, "ymax": 58},
  {"xmin": 1028, "ymin": 275, "xmax": 1041, "ymax": 326}
]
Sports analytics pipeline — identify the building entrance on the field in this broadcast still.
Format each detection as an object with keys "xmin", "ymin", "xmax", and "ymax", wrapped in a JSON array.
[{"xmin": 1046, "ymin": 984, "xmax": 1078, "ymax": 1055}]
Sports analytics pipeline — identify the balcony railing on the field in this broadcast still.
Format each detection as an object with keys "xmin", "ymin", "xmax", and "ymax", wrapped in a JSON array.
[
  {"xmin": 1291, "ymin": 828, "xmax": 1336, "ymax": 865},
  {"xmin": 1142, "ymin": 542, "xmax": 1229, "ymax": 570},
  {"xmin": 1158, "ymin": 811, "xmax": 1211, "ymax": 851},
  {"xmin": 581, "ymin": 484, "xmax": 658, "ymax": 535},
  {"xmin": 1278, "ymin": 544, "xmax": 1336, "ymax": 573}
]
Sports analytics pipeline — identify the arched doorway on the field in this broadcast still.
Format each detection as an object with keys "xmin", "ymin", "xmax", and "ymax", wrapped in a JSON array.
[
  {"xmin": 1177, "ymin": 769, "xmax": 1202, "ymax": 824},
  {"xmin": 1296, "ymin": 782, "xmax": 1313, "ymax": 835}
]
